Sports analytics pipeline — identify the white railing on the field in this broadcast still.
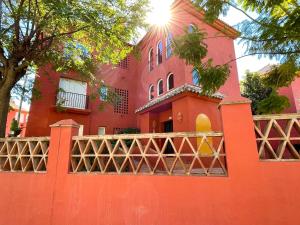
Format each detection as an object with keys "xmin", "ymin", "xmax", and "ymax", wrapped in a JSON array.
[{"xmin": 70, "ymin": 132, "xmax": 226, "ymax": 176}]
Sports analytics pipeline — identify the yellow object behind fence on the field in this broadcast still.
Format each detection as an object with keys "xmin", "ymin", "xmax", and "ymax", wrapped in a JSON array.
[{"xmin": 196, "ymin": 114, "xmax": 213, "ymax": 155}]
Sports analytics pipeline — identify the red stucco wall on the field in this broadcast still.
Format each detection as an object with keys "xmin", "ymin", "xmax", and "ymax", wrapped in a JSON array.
[
  {"xmin": 26, "ymin": 0, "xmax": 241, "ymax": 137},
  {"xmin": 1, "ymin": 100, "xmax": 300, "ymax": 225}
]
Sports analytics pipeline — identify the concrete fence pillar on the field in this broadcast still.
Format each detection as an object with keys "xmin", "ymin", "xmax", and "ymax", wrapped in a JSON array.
[
  {"xmin": 48, "ymin": 119, "xmax": 80, "ymax": 174},
  {"xmin": 219, "ymin": 96, "xmax": 260, "ymax": 177}
]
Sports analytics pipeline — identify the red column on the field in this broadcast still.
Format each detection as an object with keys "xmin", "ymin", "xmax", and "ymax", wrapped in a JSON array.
[
  {"xmin": 219, "ymin": 96, "xmax": 260, "ymax": 177},
  {"xmin": 48, "ymin": 119, "xmax": 80, "ymax": 174}
]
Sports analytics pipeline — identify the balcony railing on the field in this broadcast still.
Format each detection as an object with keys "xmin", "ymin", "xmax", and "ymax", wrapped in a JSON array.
[
  {"xmin": 253, "ymin": 114, "xmax": 300, "ymax": 161},
  {"xmin": 70, "ymin": 132, "xmax": 227, "ymax": 176},
  {"xmin": 0, "ymin": 137, "xmax": 50, "ymax": 172},
  {"xmin": 56, "ymin": 91, "xmax": 89, "ymax": 110}
]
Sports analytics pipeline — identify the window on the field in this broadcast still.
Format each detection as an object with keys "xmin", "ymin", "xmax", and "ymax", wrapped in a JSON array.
[
  {"xmin": 157, "ymin": 79, "xmax": 163, "ymax": 96},
  {"xmin": 100, "ymin": 86, "xmax": 108, "ymax": 101},
  {"xmin": 167, "ymin": 73, "xmax": 174, "ymax": 91},
  {"xmin": 118, "ymin": 57, "xmax": 129, "ymax": 69},
  {"xmin": 149, "ymin": 85, "xmax": 155, "ymax": 100},
  {"xmin": 98, "ymin": 127, "xmax": 106, "ymax": 135},
  {"xmin": 192, "ymin": 69, "xmax": 200, "ymax": 85},
  {"xmin": 57, "ymin": 78, "xmax": 88, "ymax": 109},
  {"xmin": 188, "ymin": 24, "xmax": 196, "ymax": 33},
  {"xmin": 148, "ymin": 48, "xmax": 154, "ymax": 71},
  {"xmin": 166, "ymin": 33, "xmax": 173, "ymax": 58},
  {"xmin": 157, "ymin": 41, "xmax": 163, "ymax": 65},
  {"xmin": 114, "ymin": 88, "xmax": 129, "ymax": 114}
]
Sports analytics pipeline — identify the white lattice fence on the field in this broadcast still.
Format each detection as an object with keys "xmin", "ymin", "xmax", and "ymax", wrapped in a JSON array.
[
  {"xmin": 0, "ymin": 137, "xmax": 50, "ymax": 172},
  {"xmin": 70, "ymin": 132, "xmax": 226, "ymax": 176},
  {"xmin": 253, "ymin": 114, "xmax": 300, "ymax": 161}
]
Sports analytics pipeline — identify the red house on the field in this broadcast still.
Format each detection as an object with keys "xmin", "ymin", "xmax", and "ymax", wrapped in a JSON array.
[
  {"xmin": 6, "ymin": 101, "xmax": 29, "ymax": 137},
  {"xmin": 26, "ymin": 0, "xmax": 241, "ymax": 137}
]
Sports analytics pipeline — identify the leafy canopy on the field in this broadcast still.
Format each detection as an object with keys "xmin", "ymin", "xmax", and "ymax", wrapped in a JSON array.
[
  {"xmin": 192, "ymin": 0, "xmax": 300, "ymax": 91},
  {"xmin": 241, "ymin": 71, "xmax": 291, "ymax": 115},
  {"xmin": 0, "ymin": 0, "xmax": 149, "ymax": 81}
]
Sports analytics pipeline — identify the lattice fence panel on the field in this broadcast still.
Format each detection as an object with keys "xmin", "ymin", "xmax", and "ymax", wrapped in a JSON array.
[
  {"xmin": 70, "ymin": 132, "xmax": 226, "ymax": 176},
  {"xmin": 253, "ymin": 114, "xmax": 300, "ymax": 161},
  {"xmin": 0, "ymin": 137, "xmax": 50, "ymax": 172}
]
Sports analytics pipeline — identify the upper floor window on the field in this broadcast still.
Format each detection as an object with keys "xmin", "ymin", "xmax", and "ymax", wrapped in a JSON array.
[
  {"xmin": 100, "ymin": 86, "xmax": 108, "ymax": 101},
  {"xmin": 148, "ymin": 48, "xmax": 154, "ymax": 71},
  {"xmin": 167, "ymin": 73, "xmax": 174, "ymax": 91},
  {"xmin": 192, "ymin": 69, "xmax": 200, "ymax": 85},
  {"xmin": 166, "ymin": 33, "xmax": 173, "ymax": 59},
  {"xmin": 149, "ymin": 85, "xmax": 154, "ymax": 100},
  {"xmin": 157, "ymin": 79, "xmax": 163, "ymax": 96},
  {"xmin": 157, "ymin": 41, "xmax": 163, "ymax": 65},
  {"xmin": 57, "ymin": 78, "xmax": 88, "ymax": 109},
  {"xmin": 188, "ymin": 24, "xmax": 196, "ymax": 33}
]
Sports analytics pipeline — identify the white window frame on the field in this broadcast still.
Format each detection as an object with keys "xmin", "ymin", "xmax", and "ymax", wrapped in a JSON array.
[
  {"xmin": 148, "ymin": 48, "xmax": 154, "ymax": 72},
  {"xmin": 149, "ymin": 84, "xmax": 154, "ymax": 101},
  {"xmin": 166, "ymin": 33, "xmax": 172, "ymax": 59},
  {"xmin": 100, "ymin": 86, "xmax": 108, "ymax": 101},
  {"xmin": 157, "ymin": 79, "xmax": 163, "ymax": 96},
  {"xmin": 156, "ymin": 41, "xmax": 163, "ymax": 65},
  {"xmin": 167, "ymin": 73, "xmax": 174, "ymax": 91},
  {"xmin": 58, "ymin": 78, "xmax": 87, "ymax": 109},
  {"xmin": 188, "ymin": 23, "xmax": 196, "ymax": 33},
  {"xmin": 98, "ymin": 127, "xmax": 106, "ymax": 135}
]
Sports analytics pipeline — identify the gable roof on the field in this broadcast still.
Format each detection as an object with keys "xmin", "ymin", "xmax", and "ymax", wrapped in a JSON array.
[{"xmin": 135, "ymin": 83, "xmax": 224, "ymax": 113}]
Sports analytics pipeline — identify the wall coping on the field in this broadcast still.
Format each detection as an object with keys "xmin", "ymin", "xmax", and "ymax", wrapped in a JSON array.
[{"xmin": 50, "ymin": 119, "xmax": 80, "ymax": 128}]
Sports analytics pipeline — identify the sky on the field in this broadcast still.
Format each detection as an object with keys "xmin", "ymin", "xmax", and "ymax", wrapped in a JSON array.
[{"xmin": 147, "ymin": 0, "xmax": 278, "ymax": 80}]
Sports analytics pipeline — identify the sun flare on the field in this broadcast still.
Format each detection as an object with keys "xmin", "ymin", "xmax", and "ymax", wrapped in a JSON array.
[{"xmin": 147, "ymin": 0, "xmax": 173, "ymax": 26}]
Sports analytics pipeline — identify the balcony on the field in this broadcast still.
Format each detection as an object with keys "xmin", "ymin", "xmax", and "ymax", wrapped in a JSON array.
[{"xmin": 56, "ymin": 91, "xmax": 89, "ymax": 110}]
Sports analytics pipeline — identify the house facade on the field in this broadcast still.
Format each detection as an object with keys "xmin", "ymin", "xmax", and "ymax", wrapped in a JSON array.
[{"xmin": 25, "ymin": 0, "xmax": 240, "ymax": 137}]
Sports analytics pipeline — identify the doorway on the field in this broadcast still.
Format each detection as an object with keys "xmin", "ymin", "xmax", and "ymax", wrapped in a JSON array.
[{"xmin": 163, "ymin": 120, "xmax": 174, "ymax": 154}]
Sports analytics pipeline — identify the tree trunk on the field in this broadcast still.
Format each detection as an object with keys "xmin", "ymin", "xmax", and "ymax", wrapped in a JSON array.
[{"xmin": 0, "ymin": 87, "xmax": 11, "ymax": 137}]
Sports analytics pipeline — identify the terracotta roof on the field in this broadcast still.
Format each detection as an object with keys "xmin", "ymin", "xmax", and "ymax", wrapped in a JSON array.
[{"xmin": 135, "ymin": 84, "xmax": 224, "ymax": 113}]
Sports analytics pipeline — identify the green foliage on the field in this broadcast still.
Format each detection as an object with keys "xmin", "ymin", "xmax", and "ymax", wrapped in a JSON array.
[
  {"xmin": 10, "ymin": 119, "xmax": 22, "ymax": 137},
  {"xmin": 173, "ymin": 26, "xmax": 208, "ymax": 66},
  {"xmin": 262, "ymin": 60, "xmax": 300, "ymax": 88},
  {"xmin": 198, "ymin": 60, "xmax": 230, "ymax": 95},
  {"xmin": 257, "ymin": 90, "xmax": 290, "ymax": 114},
  {"xmin": 192, "ymin": 0, "xmax": 300, "ymax": 72},
  {"xmin": 241, "ymin": 70, "xmax": 295, "ymax": 114},
  {"xmin": 172, "ymin": 26, "xmax": 230, "ymax": 96},
  {"xmin": 0, "ymin": 0, "xmax": 149, "ymax": 91},
  {"xmin": 241, "ymin": 71, "xmax": 273, "ymax": 114}
]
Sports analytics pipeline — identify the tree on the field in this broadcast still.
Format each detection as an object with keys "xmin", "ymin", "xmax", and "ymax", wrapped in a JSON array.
[
  {"xmin": 241, "ymin": 71, "xmax": 290, "ymax": 114},
  {"xmin": 192, "ymin": 0, "xmax": 300, "ymax": 62},
  {"xmin": 191, "ymin": 0, "xmax": 300, "ymax": 95},
  {"xmin": 0, "ymin": 0, "xmax": 149, "ymax": 137}
]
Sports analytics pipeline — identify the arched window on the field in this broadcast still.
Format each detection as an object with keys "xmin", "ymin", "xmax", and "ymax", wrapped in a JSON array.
[
  {"xmin": 192, "ymin": 68, "xmax": 200, "ymax": 85},
  {"xmin": 148, "ymin": 48, "xmax": 154, "ymax": 71},
  {"xmin": 149, "ymin": 85, "xmax": 154, "ymax": 100},
  {"xmin": 166, "ymin": 33, "xmax": 172, "ymax": 59},
  {"xmin": 157, "ymin": 79, "xmax": 163, "ymax": 96},
  {"xmin": 157, "ymin": 41, "xmax": 163, "ymax": 65},
  {"xmin": 167, "ymin": 73, "xmax": 174, "ymax": 91},
  {"xmin": 188, "ymin": 23, "xmax": 196, "ymax": 33}
]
